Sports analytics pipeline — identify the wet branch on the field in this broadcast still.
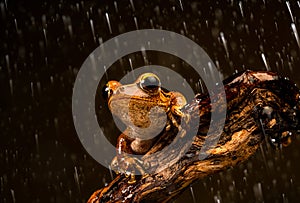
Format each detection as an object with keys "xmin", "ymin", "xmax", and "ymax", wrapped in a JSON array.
[{"xmin": 88, "ymin": 70, "xmax": 300, "ymax": 203}]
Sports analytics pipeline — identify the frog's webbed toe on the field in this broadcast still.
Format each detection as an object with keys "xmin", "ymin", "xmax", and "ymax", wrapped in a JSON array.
[
  {"xmin": 110, "ymin": 156, "xmax": 120, "ymax": 174},
  {"xmin": 111, "ymin": 155, "xmax": 147, "ymax": 184}
]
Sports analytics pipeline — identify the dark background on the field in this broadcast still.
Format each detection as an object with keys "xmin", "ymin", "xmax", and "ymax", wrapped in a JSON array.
[{"xmin": 1, "ymin": 0, "xmax": 300, "ymax": 202}]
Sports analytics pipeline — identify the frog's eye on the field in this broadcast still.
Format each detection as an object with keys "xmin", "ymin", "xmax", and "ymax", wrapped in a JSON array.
[
  {"xmin": 139, "ymin": 73, "xmax": 161, "ymax": 94},
  {"xmin": 102, "ymin": 84, "xmax": 113, "ymax": 100}
]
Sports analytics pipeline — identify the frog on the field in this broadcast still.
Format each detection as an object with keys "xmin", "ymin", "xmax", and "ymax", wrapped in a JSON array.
[{"xmin": 102, "ymin": 73, "xmax": 188, "ymax": 183}]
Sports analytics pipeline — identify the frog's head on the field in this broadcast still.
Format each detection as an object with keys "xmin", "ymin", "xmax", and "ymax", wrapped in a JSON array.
[{"xmin": 102, "ymin": 73, "xmax": 169, "ymax": 139}]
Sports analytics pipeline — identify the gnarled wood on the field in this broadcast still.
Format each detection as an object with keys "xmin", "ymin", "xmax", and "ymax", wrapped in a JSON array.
[{"xmin": 88, "ymin": 70, "xmax": 300, "ymax": 203}]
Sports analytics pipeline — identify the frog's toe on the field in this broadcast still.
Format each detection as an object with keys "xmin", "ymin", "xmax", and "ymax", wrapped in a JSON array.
[
  {"xmin": 110, "ymin": 156, "xmax": 121, "ymax": 173},
  {"xmin": 127, "ymin": 173, "xmax": 137, "ymax": 184},
  {"xmin": 183, "ymin": 113, "xmax": 190, "ymax": 124}
]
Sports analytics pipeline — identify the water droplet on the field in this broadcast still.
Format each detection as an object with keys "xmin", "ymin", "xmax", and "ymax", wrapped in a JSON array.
[
  {"xmin": 68, "ymin": 25, "xmax": 73, "ymax": 38},
  {"xmin": 220, "ymin": 32, "xmax": 229, "ymax": 58},
  {"xmin": 239, "ymin": 1, "xmax": 244, "ymax": 18},
  {"xmin": 89, "ymin": 19, "xmax": 96, "ymax": 42},
  {"xmin": 190, "ymin": 186, "xmax": 196, "ymax": 203},
  {"xmin": 10, "ymin": 189, "xmax": 16, "ymax": 203},
  {"xmin": 5, "ymin": 54, "xmax": 10, "ymax": 71},
  {"xmin": 130, "ymin": 0, "xmax": 135, "ymax": 12},
  {"xmin": 183, "ymin": 21, "xmax": 188, "ymax": 34},
  {"xmin": 14, "ymin": 18, "xmax": 18, "ymax": 31},
  {"xmin": 4, "ymin": 0, "xmax": 7, "ymax": 10},
  {"xmin": 74, "ymin": 166, "xmax": 81, "ymax": 193},
  {"xmin": 253, "ymin": 182, "xmax": 263, "ymax": 201},
  {"xmin": 178, "ymin": 0, "xmax": 184, "ymax": 11},
  {"xmin": 35, "ymin": 133, "xmax": 39, "ymax": 154},
  {"xmin": 43, "ymin": 28, "xmax": 47, "ymax": 47},
  {"xmin": 285, "ymin": 1, "xmax": 294, "ymax": 22},
  {"xmin": 42, "ymin": 14, "xmax": 47, "ymax": 29},
  {"xmin": 291, "ymin": 23, "xmax": 300, "ymax": 48},
  {"xmin": 0, "ymin": 3, "xmax": 6, "ymax": 19},
  {"xmin": 108, "ymin": 165, "xmax": 114, "ymax": 180},
  {"xmin": 9, "ymin": 79, "xmax": 13, "ymax": 95},
  {"xmin": 261, "ymin": 53, "xmax": 270, "ymax": 71},
  {"xmin": 134, "ymin": 16, "xmax": 138, "ymax": 29},
  {"xmin": 105, "ymin": 13, "xmax": 112, "ymax": 34}
]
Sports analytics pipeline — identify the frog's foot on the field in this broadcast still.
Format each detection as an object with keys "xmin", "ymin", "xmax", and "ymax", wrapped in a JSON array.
[
  {"xmin": 111, "ymin": 156, "xmax": 147, "ymax": 184},
  {"xmin": 167, "ymin": 107, "xmax": 190, "ymax": 131},
  {"xmin": 165, "ymin": 108, "xmax": 189, "ymax": 140}
]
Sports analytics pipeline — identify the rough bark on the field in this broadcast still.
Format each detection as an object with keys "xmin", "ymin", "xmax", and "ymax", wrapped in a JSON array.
[{"xmin": 88, "ymin": 70, "xmax": 300, "ymax": 203}]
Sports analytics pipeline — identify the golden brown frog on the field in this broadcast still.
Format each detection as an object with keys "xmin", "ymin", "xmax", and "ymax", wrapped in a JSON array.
[{"xmin": 103, "ymin": 73, "xmax": 188, "ymax": 181}]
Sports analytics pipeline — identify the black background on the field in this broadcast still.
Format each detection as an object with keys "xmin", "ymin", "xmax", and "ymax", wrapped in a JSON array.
[{"xmin": 1, "ymin": 0, "xmax": 300, "ymax": 202}]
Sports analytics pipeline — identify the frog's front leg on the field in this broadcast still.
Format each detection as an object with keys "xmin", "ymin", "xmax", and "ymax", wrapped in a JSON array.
[
  {"xmin": 166, "ymin": 92, "xmax": 190, "ymax": 134},
  {"xmin": 110, "ymin": 131, "xmax": 147, "ymax": 183}
]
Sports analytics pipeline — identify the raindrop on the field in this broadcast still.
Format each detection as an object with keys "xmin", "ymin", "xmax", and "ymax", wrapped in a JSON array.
[
  {"xmin": 130, "ymin": 0, "xmax": 135, "ymax": 12},
  {"xmin": 50, "ymin": 76, "xmax": 54, "ymax": 84},
  {"xmin": 134, "ymin": 16, "xmax": 139, "ymax": 29},
  {"xmin": 190, "ymin": 186, "xmax": 196, "ymax": 203},
  {"xmin": 213, "ymin": 195, "xmax": 221, "ymax": 203},
  {"xmin": 9, "ymin": 79, "xmax": 13, "ymax": 95},
  {"xmin": 89, "ymin": 19, "xmax": 96, "ymax": 42},
  {"xmin": 259, "ymin": 119, "xmax": 268, "ymax": 164},
  {"xmin": 108, "ymin": 165, "xmax": 114, "ymax": 180},
  {"xmin": 114, "ymin": 1, "xmax": 118, "ymax": 13},
  {"xmin": 68, "ymin": 189, "xmax": 72, "ymax": 199},
  {"xmin": 285, "ymin": 1, "xmax": 295, "ymax": 22},
  {"xmin": 4, "ymin": 0, "xmax": 7, "ymax": 9},
  {"xmin": 128, "ymin": 58, "xmax": 135, "ymax": 79},
  {"xmin": 43, "ymin": 28, "xmax": 47, "ymax": 47},
  {"xmin": 10, "ymin": 189, "xmax": 16, "ymax": 203},
  {"xmin": 178, "ymin": 0, "xmax": 184, "ymax": 11},
  {"xmin": 208, "ymin": 62, "xmax": 217, "ymax": 83},
  {"xmin": 37, "ymin": 81, "xmax": 41, "ymax": 94},
  {"xmin": 74, "ymin": 167, "xmax": 81, "ymax": 193},
  {"xmin": 261, "ymin": 53, "xmax": 270, "ymax": 71},
  {"xmin": 282, "ymin": 193, "xmax": 288, "ymax": 203},
  {"xmin": 253, "ymin": 182, "xmax": 263, "ymax": 201},
  {"xmin": 0, "ymin": 3, "xmax": 6, "ymax": 19},
  {"xmin": 140, "ymin": 46, "xmax": 148, "ymax": 65},
  {"xmin": 274, "ymin": 21, "xmax": 279, "ymax": 31},
  {"xmin": 291, "ymin": 23, "xmax": 300, "ymax": 48},
  {"xmin": 239, "ymin": 1, "xmax": 244, "ymax": 18},
  {"xmin": 14, "ymin": 18, "xmax": 18, "ymax": 31},
  {"xmin": 150, "ymin": 19, "xmax": 154, "ymax": 29},
  {"xmin": 220, "ymin": 32, "xmax": 229, "ymax": 58},
  {"xmin": 183, "ymin": 21, "xmax": 188, "ymax": 34},
  {"xmin": 104, "ymin": 65, "xmax": 108, "ymax": 80},
  {"xmin": 5, "ymin": 54, "xmax": 10, "ymax": 71},
  {"xmin": 105, "ymin": 13, "xmax": 113, "ymax": 34},
  {"xmin": 30, "ymin": 82, "xmax": 34, "ymax": 98},
  {"xmin": 0, "ymin": 177, "xmax": 3, "ymax": 193},
  {"xmin": 35, "ymin": 133, "xmax": 39, "ymax": 154},
  {"xmin": 42, "ymin": 14, "xmax": 47, "ymax": 29},
  {"xmin": 198, "ymin": 79, "xmax": 204, "ymax": 93},
  {"xmin": 68, "ymin": 25, "xmax": 73, "ymax": 38}
]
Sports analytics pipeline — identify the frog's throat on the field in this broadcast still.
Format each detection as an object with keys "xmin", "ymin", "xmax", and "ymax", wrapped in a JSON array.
[
  {"xmin": 125, "ymin": 127, "xmax": 164, "ymax": 141},
  {"xmin": 109, "ymin": 97, "xmax": 171, "ymax": 110}
]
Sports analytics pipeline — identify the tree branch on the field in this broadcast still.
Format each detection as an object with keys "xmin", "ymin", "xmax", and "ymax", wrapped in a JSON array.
[{"xmin": 88, "ymin": 70, "xmax": 300, "ymax": 203}]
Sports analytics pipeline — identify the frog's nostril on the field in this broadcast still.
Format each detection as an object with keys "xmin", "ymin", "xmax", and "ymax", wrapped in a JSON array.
[{"xmin": 102, "ymin": 84, "xmax": 113, "ymax": 100}]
